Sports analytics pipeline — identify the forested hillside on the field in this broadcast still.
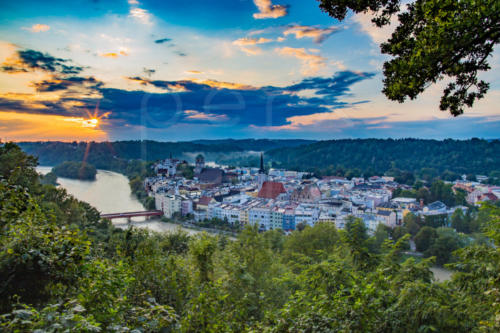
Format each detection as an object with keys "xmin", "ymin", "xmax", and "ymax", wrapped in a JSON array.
[
  {"xmin": 1, "ymin": 142, "xmax": 500, "ymax": 331},
  {"xmin": 17, "ymin": 139, "xmax": 314, "ymax": 168},
  {"xmin": 267, "ymin": 138, "xmax": 500, "ymax": 180}
]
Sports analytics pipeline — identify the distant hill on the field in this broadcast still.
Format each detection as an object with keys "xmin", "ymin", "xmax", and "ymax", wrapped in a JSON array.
[
  {"xmin": 191, "ymin": 139, "xmax": 316, "ymax": 151},
  {"xmin": 18, "ymin": 138, "xmax": 500, "ymax": 182},
  {"xmin": 266, "ymin": 138, "xmax": 500, "ymax": 179},
  {"xmin": 17, "ymin": 139, "xmax": 314, "ymax": 169}
]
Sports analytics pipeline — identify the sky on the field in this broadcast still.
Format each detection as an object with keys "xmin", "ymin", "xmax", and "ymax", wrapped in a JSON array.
[{"xmin": 0, "ymin": 0, "xmax": 499, "ymax": 142}]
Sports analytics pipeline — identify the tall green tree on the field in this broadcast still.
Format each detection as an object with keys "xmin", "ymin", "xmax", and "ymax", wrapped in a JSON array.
[{"xmin": 318, "ymin": 0, "xmax": 500, "ymax": 115}]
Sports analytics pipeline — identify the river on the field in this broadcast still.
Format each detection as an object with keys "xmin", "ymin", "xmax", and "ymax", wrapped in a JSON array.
[{"xmin": 36, "ymin": 166, "xmax": 199, "ymax": 235}]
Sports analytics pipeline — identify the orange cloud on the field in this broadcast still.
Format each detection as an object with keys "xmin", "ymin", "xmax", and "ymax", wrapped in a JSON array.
[
  {"xmin": 27, "ymin": 24, "xmax": 50, "ymax": 33},
  {"xmin": 100, "ymin": 50, "xmax": 129, "ymax": 58},
  {"xmin": 283, "ymin": 25, "xmax": 340, "ymax": 43},
  {"xmin": 233, "ymin": 37, "xmax": 273, "ymax": 46},
  {"xmin": 275, "ymin": 47, "xmax": 326, "ymax": 75},
  {"xmin": 239, "ymin": 46, "xmax": 263, "ymax": 56},
  {"xmin": 193, "ymin": 79, "xmax": 254, "ymax": 90},
  {"xmin": 253, "ymin": 0, "xmax": 288, "ymax": 19},
  {"xmin": 0, "ymin": 111, "xmax": 107, "ymax": 142}
]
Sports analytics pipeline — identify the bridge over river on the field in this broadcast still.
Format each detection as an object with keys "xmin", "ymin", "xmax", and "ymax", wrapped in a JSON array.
[{"xmin": 101, "ymin": 210, "xmax": 163, "ymax": 221}]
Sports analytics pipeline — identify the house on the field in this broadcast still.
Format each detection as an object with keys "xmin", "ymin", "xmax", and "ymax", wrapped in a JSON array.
[
  {"xmin": 198, "ymin": 168, "xmax": 224, "ymax": 185},
  {"xmin": 466, "ymin": 190, "xmax": 483, "ymax": 205},
  {"xmin": 258, "ymin": 181, "xmax": 286, "ymax": 200},
  {"xmin": 155, "ymin": 193, "xmax": 181, "ymax": 218},
  {"xmin": 477, "ymin": 192, "xmax": 498, "ymax": 204},
  {"xmin": 282, "ymin": 207, "xmax": 296, "ymax": 231},
  {"xmin": 376, "ymin": 209, "xmax": 397, "ymax": 228},
  {"xmin": 181, "ymin": 199, "xmax": 193, "ymax": 216},
  {"xmin": 291, "ymin": 184, "xmax": 322, "ymax": 203},
  {"xmin": 423, "ymin": 201, "xmax": 448, "ymax": 215},
  {"xmin": 249, "ymin": 206, "xmax": 272, "ymax": 231},
  {"xmin": 196, "ymin": 196, "xmax": 215, "ymax": 211}
]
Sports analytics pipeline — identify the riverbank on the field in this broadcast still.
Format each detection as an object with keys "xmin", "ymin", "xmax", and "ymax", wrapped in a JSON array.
[
  {"xmin": 162, "ymin": 219, "xmax": 239, "ymax": 238},
  {"xmin": 36, "ymin": 166, "xmax": 201, "ymax": 235}
]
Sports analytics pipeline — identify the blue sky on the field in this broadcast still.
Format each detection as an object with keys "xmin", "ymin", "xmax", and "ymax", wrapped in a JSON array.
[{"xmin": 0, "ymin": 0, "xmax": 499, "ymax": 141}]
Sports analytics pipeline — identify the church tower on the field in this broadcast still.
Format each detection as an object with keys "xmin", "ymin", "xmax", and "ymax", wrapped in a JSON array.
[
  {"xmin": 195, "ymin": 154, "xmax": 205, "ymax": 175},
  {"xmin": 257, "ymin": 153, "xmax": 267, "ymax": 190}
]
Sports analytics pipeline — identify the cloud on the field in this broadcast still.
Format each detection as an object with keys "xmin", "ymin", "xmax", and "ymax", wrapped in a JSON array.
[
  {"xmin": 186, "ymin": 70, "xmax": 202, "ymax": 74},
  {"xmin": 283, "ymin": 25, "xmax": 341, "ymax": 43},
  {"xmin": 97, "ymin": 71, "xmax": 374, "ymax": 130},
  {"xmin": 275, "ymin": 47, "xmax": 327, "ymax": 75},
  {"xmin": 174, "ymin": 51, "xmax": 187, "ymax": 57},
  {"xmin": 253, "ymin": 0, "xmax": 288, "ymax": 19},
  {"xmin": 1, "ymin": 49, "xmax": 83, "ymax": 74},
  {"xmin": 353, "ymin": 12, "xmax": 397, "ymax": 44},
  {"xmin": 233, "ymin": 37, "xmax": 275, "ymax": 56},
  {"xmin": 26, "ymin": 24, "xmax": 50, "ymax": 33},
  {"xmin": 99, "ymin": 50, "xmax": 129, "ymax": 58},
  {"xmin": 154, "ymin": 38, "xmax": 171, "ymax": 44},
  {"xmin": 184, "ymin": 110, "xmax": 228, "ymax": 122},
  {"xmin": 129, "ymin": 7, "xmax": 152, "ymax": 25},
  {"xmin": 0, "ymin": 48, "xmax": 375, "ymax": 135},
  {"xmin": 232, "ymin": 37, "xmax": 273, "ymax": 46},
  {"xmin": 143, "ymin": 68, "xmax": 156, "ymax": 77},
  {"xmin": 31, "ymin": 76, "xmax": 103, "ymax": 92},
  {"xmin": 240, "ymin": 46, "xmax": 263, "ymax": 56}
]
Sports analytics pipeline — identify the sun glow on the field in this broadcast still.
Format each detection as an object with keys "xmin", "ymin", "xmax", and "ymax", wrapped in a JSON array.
[{"xmin": 0, "ymin": 111, "xmax": 108, "ymax": 141}]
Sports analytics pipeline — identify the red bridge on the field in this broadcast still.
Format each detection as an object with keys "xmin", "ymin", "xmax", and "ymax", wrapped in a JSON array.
[{"xmin": 101, "ymin": 210, "xmax": 163, "ymax": 220}]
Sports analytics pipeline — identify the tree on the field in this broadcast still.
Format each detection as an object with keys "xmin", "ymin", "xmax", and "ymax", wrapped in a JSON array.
[
  {"xmin": 318, "ymin": 0, "xmax": 500, "ymax": 115},
  {"xmin": 414, "ymin": 226, "xmax": 437, "ymax": 252},
  {"xmin": 451, "ymin": 208, "xmax": 468, "ymax": 233},
  {"xmin": 425, "ymin": 228, "xmax": 465, "ymax": 265},
  {"xmin": 403, "ymin": 212, "xmax": 421, "ymax": 236}
]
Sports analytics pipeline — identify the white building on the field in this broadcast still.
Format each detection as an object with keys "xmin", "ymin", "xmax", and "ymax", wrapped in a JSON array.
[
  {"xmin": 155, "ymin": 193, "xmax": 181, "ymax": 218},
  {"xmin": 249, "ymin": 206, "xmax": 272, "ymax": 230},
  {"xmin": 271, "ymin": 207, "xmax": 284, "ymax": 230}
]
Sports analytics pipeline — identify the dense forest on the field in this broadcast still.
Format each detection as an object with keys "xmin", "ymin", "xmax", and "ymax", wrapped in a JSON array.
[
  {"xmin": 1, "ymin": 142, "xmax": 500, "ymax": 331},
  {"xmin": 52, "ymin": 161, "xmax": 97, "ymax": 180},
  {"xmin": 18, "ymin": 138, "xmax": 500, "ymax": 185},
  {"xmin": 17, "ymin": 139, "xmax": 314, "ymax": 168},
  {"xmin": 267, "ymin": 138, "xmax": 500, "ymax": 182}
]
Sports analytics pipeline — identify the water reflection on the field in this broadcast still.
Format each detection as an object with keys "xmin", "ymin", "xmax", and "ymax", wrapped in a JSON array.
[{"xmin": 37, "ymin": 166, "xmax": 198, "ymax": 234}]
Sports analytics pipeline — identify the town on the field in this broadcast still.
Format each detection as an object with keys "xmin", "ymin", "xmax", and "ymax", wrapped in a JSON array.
[{"xmin": 144, "ymin": 154, "xmax": 500, "ymax": 233}]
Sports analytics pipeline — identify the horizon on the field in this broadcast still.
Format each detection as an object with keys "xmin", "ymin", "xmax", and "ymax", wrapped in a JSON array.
[
  {"xmin": 10, "ymin": 137, "xmax": 500, "ymax": 144},
  {"xmin": 1, "ymin": 0, "xmax": 499, "ymax": 141}
]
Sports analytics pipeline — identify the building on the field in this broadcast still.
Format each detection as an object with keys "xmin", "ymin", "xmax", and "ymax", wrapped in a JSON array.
[
  {"xmin": 198, "ymin": 168, "xmax": 224, "ymax": 185},
  {"xmin": 155, "ymin": 193, "xmax": 181, "ymax": 218},
  {"xmin": 249, "ymin": 206, "xmax": 271, "ymax": 231},
  {"xmin": 194, "ymin": 154, "xmax": 205, "ymax": 175},
  {"xmin": 291, "ymin": 184, "xmax": 322, "ymax": 203},
  {"xmin": 196, "ymin": 196, "xmax": 215, "ymax": 211},
  {"xmin": 271, "ymin": 207, "xmax": 284, "ymax": 230},
  {"xmin": 154, "ymin": 157, "xmax": 181, "ymax": 177},
  {"xmin": 258, "ymin": 181, "xmax": 286, "ymax": 200},
  {"xmin": 423, "ymin": 201, "xmax": 447, "ymax": 215},
  {"xmin": 375, "ymin": 209, "xmax": 397, "ymax": 228},
  {"xmin": 181, "ymin": 198, "xmax": 193, "ymax": 216},
  {"xmin": 257, "ymin": 153, "xmax": 268, "ymax": 190},
  {"xmin": 282, "ymin": 207, "xmax": 296, "ymax": 231}
]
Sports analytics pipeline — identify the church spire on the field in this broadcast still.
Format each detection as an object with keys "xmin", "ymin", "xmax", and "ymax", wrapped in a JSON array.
[{"xmin": 259, "ymin": 153, "xmax": 265, "ymax": 174}]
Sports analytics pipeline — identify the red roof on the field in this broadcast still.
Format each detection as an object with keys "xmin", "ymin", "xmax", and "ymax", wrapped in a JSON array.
[
  {"xmin": 258, "ymin": 181, "xmax": 286, "ymax": 199},
  {"xmin": 198, "ymin": 196, "xmax": 213, "ymax": 205},
  {"xmin": 481, "ymin": 193, "xmax": 498, "ymax": 201}
]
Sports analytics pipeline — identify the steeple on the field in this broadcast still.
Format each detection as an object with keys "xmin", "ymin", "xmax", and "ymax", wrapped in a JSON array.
[{"xmin": 259, "ymin": 153, "xmax": 265, "ymax": 174}]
